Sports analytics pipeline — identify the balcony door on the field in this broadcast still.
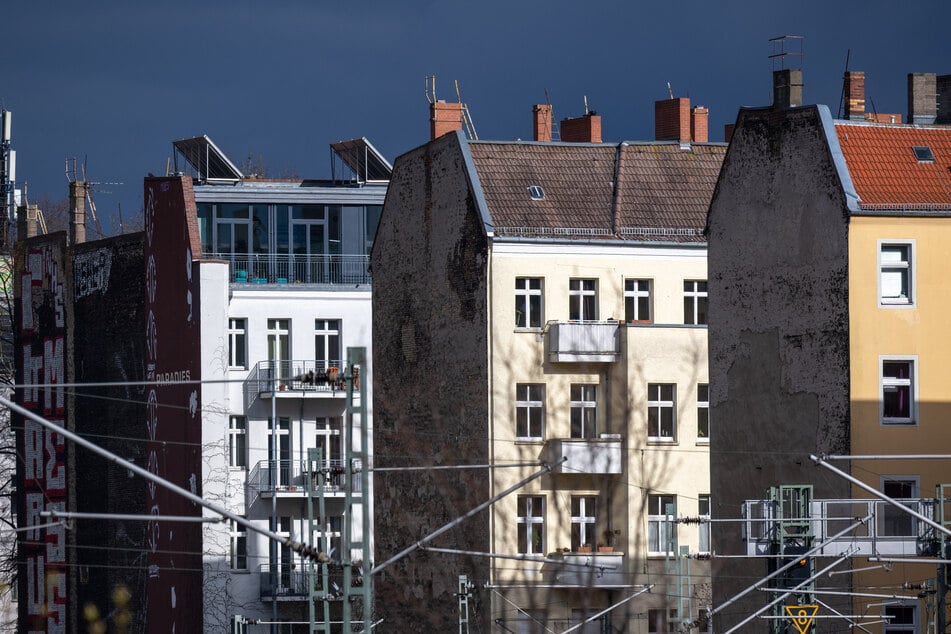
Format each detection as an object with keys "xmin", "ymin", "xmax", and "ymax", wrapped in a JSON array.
[
  {"xmin": 268, "ymin": 417, "xmax": 291, "ymax": 487},
  {"xmin": 267, "ymin": 319, "xmax": 290, "ymax": 385}
]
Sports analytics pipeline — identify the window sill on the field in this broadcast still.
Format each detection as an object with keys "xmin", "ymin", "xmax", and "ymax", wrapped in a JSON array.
[
  {"xmin": 879, "ymin": 299, "xmax": 914, "ymax": 307},
  {"xmin": 881, "ymin": 419, "xmax": 917, "ymax": 426},
  {"xmin": 647, "ymin": 439, "xmax": 678, "ymax": 445},
  {"xmin": 513, "ymin": 327, "xmax": 544, "ymax": 333},
  {"xmin": 515, "ymin": 438, "xmax": 544, "ymax": 445},
  {"xmin": 696, "ymin": 439, "xmax": 710, "ymax": 446}
]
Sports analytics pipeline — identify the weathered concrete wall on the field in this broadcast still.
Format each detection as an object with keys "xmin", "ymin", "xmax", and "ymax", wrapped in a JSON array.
[
  {"xmin": 706, "ymin": 106, "xmax": 852, "ymax": 631},
  {"xmin": 372, "ymin": 132, "xmax": 491, "ymax": 632},
  {"xmin": 70, "ymin": 234, "xmax": 149, "ymax": 630}
]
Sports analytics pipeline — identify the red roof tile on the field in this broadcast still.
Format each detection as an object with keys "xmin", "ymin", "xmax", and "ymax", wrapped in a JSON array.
[{"xmin": 834, "ymin": 123, "xmax": 951, "ymax": 210}]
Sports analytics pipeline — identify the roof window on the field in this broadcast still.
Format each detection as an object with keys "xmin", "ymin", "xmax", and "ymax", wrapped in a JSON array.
[
  {"xmin": 527, "ymin": 185, "xmax": 545, "ymax": 201},
  {"xmin": 912, "ymin": 145, "xmax": 935, "ymax": 162}
]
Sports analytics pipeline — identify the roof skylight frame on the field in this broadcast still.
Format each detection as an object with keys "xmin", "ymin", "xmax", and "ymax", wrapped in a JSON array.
[
  {"xmin": 912, "ymin": 145, "xmax": 935, "ymax": 163},
  {"xmin": 527, "ymin": 185, "xmax": 545, "ymax": 201}
]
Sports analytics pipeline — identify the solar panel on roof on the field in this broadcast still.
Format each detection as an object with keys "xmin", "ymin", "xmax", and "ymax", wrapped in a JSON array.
[{"xmin": 912, "ymin": 145, "xmax": 935, "ymax": 162}]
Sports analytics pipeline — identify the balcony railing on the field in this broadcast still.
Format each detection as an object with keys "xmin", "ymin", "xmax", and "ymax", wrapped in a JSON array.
[
  {"xmin": 259, "ymin": 565, "xmax": 347, "ymax": 601},
  {"xmin": 547, "ymin": 321, "xmax": 620, "ymax": 362},
  {"xmin": 205, "ymin": 252, "xmax": 371, "ymax": 285},
  {"xmin": 545, "ymin": 435, "xmax": 623, "ymax": 475},
  {"xmin": 542, "ymin": 552, "xmax": 627, "ymax": 587},
  {"xmin": 248, "ymin": 459, "xmax": 349, "ymax": 497}
]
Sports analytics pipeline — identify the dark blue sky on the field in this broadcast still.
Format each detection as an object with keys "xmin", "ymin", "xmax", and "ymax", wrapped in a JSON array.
[{"xmin": 3, "ymin": 1, "xmax": 948, "ymax": 232}]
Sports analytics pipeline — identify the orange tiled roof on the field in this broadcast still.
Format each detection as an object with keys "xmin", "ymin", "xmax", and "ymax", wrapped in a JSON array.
[{"xmin": 834, "ymin": 122, "xmax": 951, "ymax": 210}]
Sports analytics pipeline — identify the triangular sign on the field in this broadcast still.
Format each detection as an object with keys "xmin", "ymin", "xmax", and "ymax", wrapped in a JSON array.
[{"xmin": 785, "ymin": 605, "xmax": 818, "ymax": 634}]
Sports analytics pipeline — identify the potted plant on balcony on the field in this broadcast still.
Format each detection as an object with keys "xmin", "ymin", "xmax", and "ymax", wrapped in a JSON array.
[
  {"xmin": 597, "ymin": 541, "xmax": 613, "ymax": 553},
  {"xmin": 600, "ymin": 529, "xmax": 620, "ymax": 552},
  {"xmin": 577, "ymin": 543, "xmax": 592, "ymax": 553}
]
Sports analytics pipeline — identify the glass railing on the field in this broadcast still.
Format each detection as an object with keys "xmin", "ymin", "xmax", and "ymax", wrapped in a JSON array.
[{"xmin": 205, "ymin": 252, "xmax": 371, "ymax": 285}]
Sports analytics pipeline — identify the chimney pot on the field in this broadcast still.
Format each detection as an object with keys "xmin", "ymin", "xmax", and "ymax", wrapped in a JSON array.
[
  {"xmin": 533, "ymin": 104, "xmax": 553, "ymax": 142},
  {"xmin": 773, "ymin": 69, "xmax": 803, "ymax": 109},
  {"xmin": 844, "ymin": 71, "xmax": 865, "ymax": 121}
]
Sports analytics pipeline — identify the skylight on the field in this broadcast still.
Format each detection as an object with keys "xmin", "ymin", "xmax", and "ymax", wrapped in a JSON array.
[
  {"xmin": 912, "ymin": 145, "xmax": 935, "ymax": 162},
  {"xmin": 528, "ymin": 185, "xmax": 545, "ymax": 201}
]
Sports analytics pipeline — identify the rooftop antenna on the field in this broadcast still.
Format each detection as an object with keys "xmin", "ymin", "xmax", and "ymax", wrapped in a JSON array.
[
  {"xmin": 584, "ymin": 95, "xmax": 590, "ymax": 115},
  {"xmin": 667, "ymin": 81, "xmax": 674, "ymax": 99},
  {"xmin": 768, "ymin": 34, "xmax": 804, "ymax": 71},
  {"xmin": 66, "ymin": 156, "xmax": 120, "ymax": 239},
  {"xmin": 455, "ymin": 80, "xmax": 478, "ymax": 140},
  {"xmin": 837, "ymin": 49, "xmax": 851, "ymax": 119},
  {"xmin": 425, "ymin": 74, "xmax": 436, "ymax": 104}
]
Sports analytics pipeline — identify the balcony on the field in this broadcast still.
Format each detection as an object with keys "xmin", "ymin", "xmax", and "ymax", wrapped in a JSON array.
[
  {"xmin": 542, "ymin": 552, "xmax": 626, "ymax": 587},
  {"xmin": 246, "ymin": 360, "xmax": 359, "ymax": 404},
  {"xmin": 206, "ymin": 252, "xmax": 371, "ymax": 286},
  {"xmin": 259, "ymin": 565, "xmax": 349, "ymax": 601},
  {"xmin": 545, "ymin": 436, "xmax": 623, "ymax": 475},
  {"xmin": 247, "ymin": 459, "xmax": 351, "ymax": 503},
  {"xmin": 547, "ymin": 321, "xmax": 620, "ymax": 363}
]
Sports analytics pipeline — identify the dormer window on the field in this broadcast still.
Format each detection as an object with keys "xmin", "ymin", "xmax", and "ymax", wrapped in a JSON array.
[
  {"xmin": 527, "ymin": 185, "xmax": 545, "ymax": 201},
  {"xmin": 912, "ymin": 146, "xmax": 934, "ymax": 163}
]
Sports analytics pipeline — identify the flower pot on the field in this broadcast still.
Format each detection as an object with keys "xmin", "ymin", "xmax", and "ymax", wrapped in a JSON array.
[
  {"xmin": 577, "ymin": 546, "xmax": 592, "ymax": 553},
  {"xmin": 598, "ymin": 546, "xmax": 613, "ymax": 553}
]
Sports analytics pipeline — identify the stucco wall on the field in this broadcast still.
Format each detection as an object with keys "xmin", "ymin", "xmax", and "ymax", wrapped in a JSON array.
[
  {"xmin": 707, "ymin": 106, "xmax": 852, "ymax": 631},
  {"xmin": 372, "ymin": 133, "xmax": 491, "ymax": 631}
]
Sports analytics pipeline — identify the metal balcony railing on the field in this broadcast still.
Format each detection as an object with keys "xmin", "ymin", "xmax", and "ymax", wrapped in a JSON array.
[
  {"xmin": 205, "ymin": 252, "xmax": 371, "ymax": 285},
  {"xmin": 247, "ymin": 459, "xmax": 348, "ymax": 495},
  {"xmin": 258, "ymin": 565, "xmax": 348, "ymax": 600}
]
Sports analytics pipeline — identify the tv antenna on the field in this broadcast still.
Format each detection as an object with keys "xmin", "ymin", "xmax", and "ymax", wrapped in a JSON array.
[{"xmin": 66, "ymin": 156, "xmax": 121, "ymax": 238}]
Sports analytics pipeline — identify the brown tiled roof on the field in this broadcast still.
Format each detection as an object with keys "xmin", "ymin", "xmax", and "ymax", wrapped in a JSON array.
[
  {"xmin": 834, "ymin": 123, "xmax": 951, "ymax": 210},
  {"xmin": 467, "ymin": 141, "xmax": 725, "ymax": 242}
]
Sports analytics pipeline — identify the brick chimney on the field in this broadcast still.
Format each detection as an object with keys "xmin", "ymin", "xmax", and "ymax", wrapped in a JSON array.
[
  {"xmin": 533, "ymin": 104, "xmax": 553, "ymax": 142},
  {"xmin": 844, "ymin": 71, "xmax": 865, "ymax": 121},
  {"xmin": 655, "ymin": 97, "xmax": 691, "ymax": 142},
  {"xmin": 17, "ymin": 203, "xmax": 38, "ymax": 239},
  {"xmin": 430, "ymin": 100, "xmax": 464, "ymax": 140},
  {"xmin": 560, "ymin": 113, "xmax": 602, "ymax": 143},
  {"xmin": 937, "ymin": 74, "xmax": 951, "ymax": 124},
  {"xmin": 690, "ymin": 106, "xmax": 709, "ymax": 143},
  {"xmin": 907, "ymin": 73, "xmax": 937, "ymax": 125},
  {"xmin": 69, "ymin": 180, "xmax": 87, "ymax": 245},
  {"xmin": 773, "ymin": 69, "xmax": 803, "ymax": 109}
]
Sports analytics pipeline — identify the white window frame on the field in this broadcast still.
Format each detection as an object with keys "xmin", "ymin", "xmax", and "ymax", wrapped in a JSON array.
[
  {"xmin": 624, "ymin": 279, "xmax": 652, "ymax": 322},
  {"xmin": 683, "ymin": 280, "xmax": 708, "ymax": 325},
  {"xmin": 878, "ymin": 240, "xmax": 915, "ymax": 307},
  {"xmin": 880, "ymin": 476, "xmax": 919, "ymax": 538},
  {"xmin": 648, "ymin": 494, "xmax": 677, "ymax": 556},
  {"xmin": 569, "ymin": 279, "xmax": 598, "ymax": 321},
  {"xmin": 880, "ymin": 356, "xmax": 918, "ymax": 425},
  {"xmin": 515, "ymin": 277, "xmax": 544, "ymax": 329},
  {"xmin": 883, "ymin": 602, "xmax": 917, "ymax": 633},
  {"xmin": 570, "ymin": 384, "xmax": 597, "ymax": 439},
  {"xmin": 515, "ymin": 384, "xmax": 545, "ymax": 441},
  {"xmin": 315, "ymin": 319, "xmax": 341, "ymax": 369},
  {"xmin": 228, "ymin": 318, "xmax": 247, "ymax": 369},
  {"xmin": 229, "ymin": 517, "xmax": 248, "ymax": 570},
  {"xmin": 570, "ymin": 496, "xmax": 597, "ymax": 551},
  {"xmin": 517, "ymin": 495, "xmax": 545, "ymax": 555},
  {"xmin": 697, "ymin": 383, "xmax": 709, "ymax": 443},
  {"xmin": 228, "ymin": 415, "xmax": 247, "ymax": 469},
  {"xmin": 698, "ymin": 495, "xmax": 711, "ymax": 554},
  {"xmin": 648, "ymin": 383, "xmax": 677, "ymax": 442}
]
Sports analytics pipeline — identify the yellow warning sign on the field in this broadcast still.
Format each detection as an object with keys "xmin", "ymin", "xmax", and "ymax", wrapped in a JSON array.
[{"xmin": 785, "ymin": 605, "xmax": 818, "ymax": 634}]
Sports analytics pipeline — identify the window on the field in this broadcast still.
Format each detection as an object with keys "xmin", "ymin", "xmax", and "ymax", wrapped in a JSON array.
[
  {"xmin": 315, "ymin": 319, "xmax": 341, "ymax": 369},
  {"xmin": 570, "ymin": 385, "xmax": 597, "ymax": 439},
  {"xmin": 515, "ymin": 278, "xmax": 543, "ymax": 328},
  {"xmin": 570, "ymin": 496, "xmax": 597, "ymax": 551},
  {"xmin": 315, "ymin": 417, "xmax": 343, "ymax": 486},
  {"xmin": 569, "ymin": 279, "xmax": 598, "ymax": 321},
  {"xmin": 683, "ymin": 280, "xmax": 708, "ymax": 325},
  {"xmin": 267, "ymin": 319, "xmax": 290, "ymax": 386},
  {"xmin": 879, "ymin": 242, "xmax": 914, "ymax": 306},
  {"xmin": 228, "ymin": 415, "xmax": 247, "ymax": 468},
  {"xmin": 229, "ymin": 518, "xmax": 247, "ymax": 570},
  {"xmin": 527, "ymin": 185, "xmax": 545, "ymax": 201},
  {"xmin": 697, "ymin": 384, "xmax": 709, "ymax": 441},
  {"xmin": 624, "ymin": 279, "xmax": 652, "ymax": 322},
  {"xmin": 881, "ymin": 358, "xmax": 916, "ymax": 424},
  {"xmin": 517, "ymin": 496, "xmax": 545, "ymax": 555},
  {"xmin": 698, "ymin": 495, "xmax": 711, "ymax": 554},
  {"xmin": 881, "ymin": 477, "xmax": 918, "ymax": 537},
  {"xmin": 648, "ymin": 383, "xmax": 676, "ymax": 442},
  {"xmin": 911, "ymin": 145, "xmax": 934, "ymax": 162},
  {"xmin": 228, "ymin": 318, "xmax": 247, "ymax": 369},
  {"xmin": 515, "ymin": 384, "xmax": 545, "ymax": 440},
  {"xmin": 884, "ymin": 604, "xmax": 917, "ymax": 634},
  {"xmin": 648, "ymin": 494, "xmax": 676, "ymax": 555},
  {"xmin": 648, "ymin": 608, "xmax": 677, "ymax": 633}
]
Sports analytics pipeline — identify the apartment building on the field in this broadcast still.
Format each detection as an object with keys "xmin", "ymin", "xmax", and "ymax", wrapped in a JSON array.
[
  {"xmin": 372, "ymin": 102, "xmax": 724, "ymax": 632},
  {"xmin": 13, "ymin": 136, "xmax": 386, "ymax": 633},
  {"xmin": 707, "ymin": 70, "xmax": 951, "ymax": 633}
]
